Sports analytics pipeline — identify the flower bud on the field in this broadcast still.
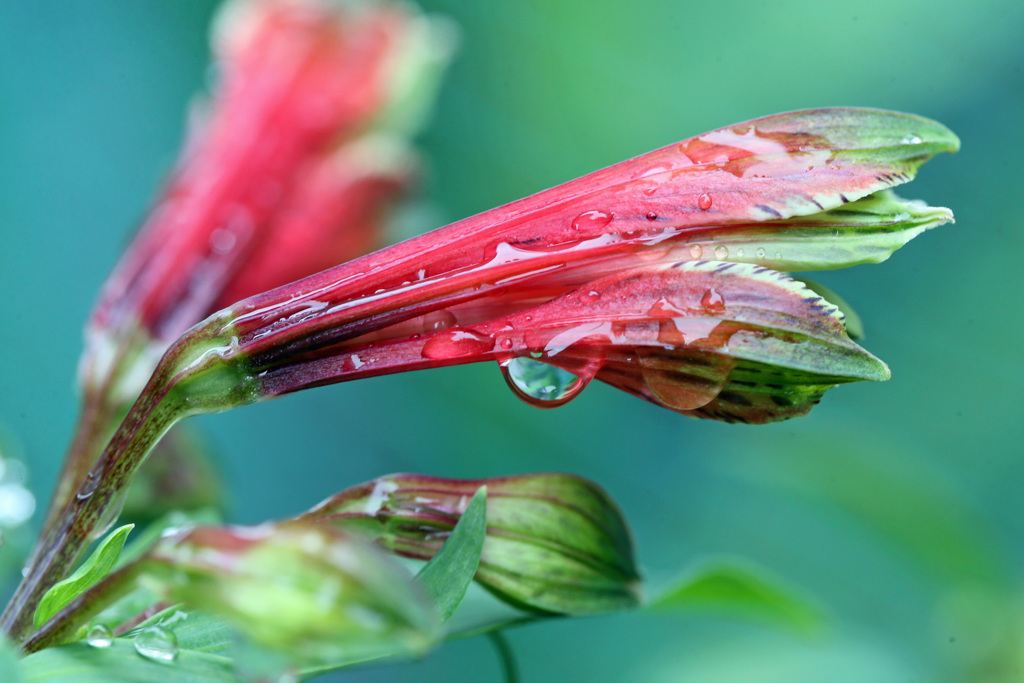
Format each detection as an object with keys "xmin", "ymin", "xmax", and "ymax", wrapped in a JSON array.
[
  {"xmin": 299, "ymin": 473, "xmax": 643, "ymax": 615},
  {"xmin": 146, "ymin": 523, "xmax": 437, "ymax": 665}
]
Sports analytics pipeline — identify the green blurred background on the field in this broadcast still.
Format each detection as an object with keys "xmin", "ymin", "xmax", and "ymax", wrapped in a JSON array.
[{"xmin": 2, "ymin": 0, "xmax": 1023, "ymax": 681}]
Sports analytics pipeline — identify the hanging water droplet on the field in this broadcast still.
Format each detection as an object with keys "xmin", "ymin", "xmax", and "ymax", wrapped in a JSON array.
[
  {"xmin": 421, "ymin": 328, "xmax": 494, "ymax": 360},
  {"xmin": 689, "ymin": 244, "xmax": 703, "ymax": 259},
  {"xmin": 580, "ymin": 290, "xmax": 600, "ymax": 304},
  {"xmin": 698, "ymin": 193, "xmax": 713, "ymax": 211},
  {"xmin": 701, "ymin": 288, "xmax": 726, "ymax": 313},
  {"xmin": 570, "ymin": 210, "xmax": 613, "ymax": 232},
  {"xmin": 755, "ymin": 247, "xmax": 767, "ymax": 258},
  {"xmin": 134, "ymin": 625, "xmax": 178, "ymax": 662},
  {"xmin": 86, "ymin": 624, "xmax": 114, "ymax": 648},
  {"xmin": 900, "ymin": 133, "xmax": 922, "ymax": 145},
  {"xmin": 500, "ymin": 357, "xmax": 589, "ymax": 408},
  {"xmin": 713, "ymin": 245, "xmax": 729, "ymax": 259}
]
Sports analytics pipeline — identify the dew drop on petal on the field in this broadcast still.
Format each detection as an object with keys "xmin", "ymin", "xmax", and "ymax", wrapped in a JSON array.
[
  {"xmin": 421, "ymin": 309, "xmax": 457, "ymax": 333},
  {"xmin": 571, "ymin": 210, "xmax": 613, "ymax": 232},
  {"xmin": 86, "ymin": 624, "xmax": 114, "ymax": 648},
  {"xmin": 580, "ymin": 290, "xmax": 601, "ymax": 304},
  {"xmin": 499, "ymin": 338, "xmax": 513, "ymax": 350},
  {"xmin": 736, "ymin": 247, "xmax": 745, "ymax": 257},
  {"xmin": 756, "ymin": 247, "xmax": 767, "ymax": 258},
  {"xmin": 645, "ymin": 211, "xmax": 658, "ymax": 220},
  {"xmin": 422, "ymin": 328, "xmax": 494, "ymax": 360},
  {"xmin": 701, "ymin": 288, "xmax": 726, "ymax": 313},
  {"xmin": 134, "ymin": 625, "xmax": 178, "ymax": 662},
  {"xmin": 689, "ymin": 244, "xmax": 703, "ymax": 259},
  {"xmin": 713, "ymin": 245, "xmax": 729, "ymax": 259},
  {"xmin": 500, "ymin": 358, "xmax": 589, "ymax": 408},
  {"xmin": 698, "ymin": 193, "xmax": 713, "ymax": 211}
]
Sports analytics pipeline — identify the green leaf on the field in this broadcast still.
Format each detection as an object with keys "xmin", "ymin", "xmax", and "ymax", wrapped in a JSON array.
[
  {"xmin": 0, "ymin": 637, "xmax": 23, "ymax": 683},
  {"xmin": 34, "ymin": 524, "xmax": 135, "ymax": 630},
  {"xmin": 650, "ymin": 557, "xmax": 825, "ymax": 637},
  {"xmin": 415, "ymin": 487, "xmax": 487, "ymax": 624},
  {"xmin": 18, "ymin": 641, "xmax": 236, "ymax": 683}
]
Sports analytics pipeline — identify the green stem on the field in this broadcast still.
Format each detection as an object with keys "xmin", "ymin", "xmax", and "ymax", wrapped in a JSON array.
[{"xmin": 487, "ymin": 631, "xmax": 520, "ymax": 683}]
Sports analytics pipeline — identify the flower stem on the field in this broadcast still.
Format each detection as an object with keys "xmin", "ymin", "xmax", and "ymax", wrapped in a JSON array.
[{"xmin": 0, "ymin": 382, "xmax": 183, "ymax": 641}]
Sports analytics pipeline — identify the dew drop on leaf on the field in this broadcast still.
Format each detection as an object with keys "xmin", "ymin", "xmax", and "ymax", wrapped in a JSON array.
[
  {"xmin": 86, "ymin": 624, "xmax": 113, "ymax": 648},
  {"xmin": 500, "ymin": 358, "xmax": 589, "ymax": 408},
  {"xmin": 134, "ymin": 625, "xmax": 179, "ymax": 662}
]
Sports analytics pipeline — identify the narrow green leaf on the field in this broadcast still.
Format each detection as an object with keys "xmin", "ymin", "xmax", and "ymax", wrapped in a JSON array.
[
  {"xmin": 650, "ymin": 557, "xmax": 825, "ymax": 637},
  {"xmin": 34, "ymin": 524, "xmax": 135, "ymax": 630},
  {"xmin": 18, "ymin": 641, "xmax": 236, "ymax": 683},
  {"xmin": 415, "ymin": 487, "xmax": 487, "ymax": 624}
]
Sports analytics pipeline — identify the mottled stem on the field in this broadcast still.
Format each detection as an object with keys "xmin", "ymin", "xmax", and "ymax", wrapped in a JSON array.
[{"xmin": 0, "ymin": 380, "xmax": 183, "ymax": 641}]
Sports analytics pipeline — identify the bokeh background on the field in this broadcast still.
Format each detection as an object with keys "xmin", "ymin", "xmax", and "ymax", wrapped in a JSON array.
[{"xmin": 2, "ymin": 0, "xmax": 1023, "ymax": 681}]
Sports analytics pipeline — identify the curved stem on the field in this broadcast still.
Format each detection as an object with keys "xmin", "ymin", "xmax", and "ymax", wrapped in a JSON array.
[{"xmin": 0, "ymin": 379, "xmax": 184, "ymax": 641}]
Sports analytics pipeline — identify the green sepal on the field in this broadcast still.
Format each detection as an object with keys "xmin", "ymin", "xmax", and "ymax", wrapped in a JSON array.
[
  {"xmin": 34, "ymin": 524, "xmax": 135, "ymax": 630},
  {"xmin": 415, "ymin": 487, "xmax": 487, "ymax": 624}
]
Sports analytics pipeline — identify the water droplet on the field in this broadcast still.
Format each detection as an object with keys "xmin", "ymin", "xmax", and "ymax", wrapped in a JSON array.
[
  {"xmin": 645, "ymin": 211, "xmax": 658, "ymax": 220},
  {"xmin": 422, "ymin": 328, "xmax": 494, "ymax": 360},
  {"xmin": 499, "ymin": 338, "xmax": 513, "ymax": 350},
  {"xmin": 134, "ymin": 625, "xmax": 178, "ymax": 662},
  {"xmin": 773, "ymin": 251, "xmax": 781, "ymax": 260},
  {"xmin": 713, "ymin": 245, "xmax": 729, "ymax": 259},
  {"xmin": 900, "ymin": 133, "xmax": 922, "ymax": 145},
  {"xmin": 698, "ymin": 193, "xmax": 713, "ymax": 211},
  {"xmin": 689, "ymin": 244, "xmax": 703, "ymax": 259},
  {"xmin": 87, "ymin": 624, "xmax": 114, "ymax": 648},
  {"xmin": 76, "ymin": 472, "xmax": 100, "ymax": 501},
  {"xmin": 580, "ymin": 290, "xmax": 601, "ymax": 304},
  {"xmin": 701, "ymin": 288, "xmax": 726, "ymax": 313},
  {"xmin": 736, "ymin": 247, "xmax": 745, "ymax": 257},
  {"xmin": 756, "ymin": 247, "xmax": 767, "ymax": 258},
  {"xmin": 571, "ymin": 210, "xmax": 613, "ymax": 232},
  {"xmin": 421, "ymin": 309, "xmax": 457, "ymax": 333},
  {"xmin": 501, "ymin": 358, "xmax": 589, "ymax": 408}
]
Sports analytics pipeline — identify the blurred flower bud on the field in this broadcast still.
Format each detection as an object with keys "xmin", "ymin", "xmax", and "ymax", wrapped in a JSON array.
[{"xmin": 146, "ymin": 523, "xmax": 437, "ymax": 665}]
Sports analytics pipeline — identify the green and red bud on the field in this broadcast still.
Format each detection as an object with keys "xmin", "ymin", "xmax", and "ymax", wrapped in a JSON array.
[{"xmin": 296, "ymin": 473, "xmax": 643, "ymax": 615}]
